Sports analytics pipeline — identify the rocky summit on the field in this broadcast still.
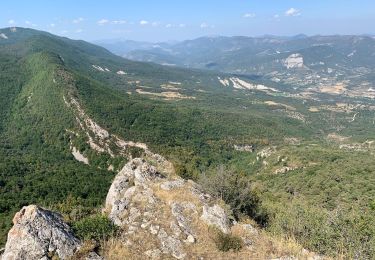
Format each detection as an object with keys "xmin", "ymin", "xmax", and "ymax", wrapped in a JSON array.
[{"xmin": 1, "ymin": 157, "xmax": 323, "ymax": 260}]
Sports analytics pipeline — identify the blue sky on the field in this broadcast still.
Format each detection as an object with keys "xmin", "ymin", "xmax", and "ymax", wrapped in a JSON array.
[{"xmin": 1, "ymin": 0, "xmax": 375, "ymax": 42}]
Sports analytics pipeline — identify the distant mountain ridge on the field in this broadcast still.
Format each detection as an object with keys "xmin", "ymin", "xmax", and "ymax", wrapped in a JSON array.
[{"xmin": 98, "ymin": 34, "xmax": 375, "ymax": 97}]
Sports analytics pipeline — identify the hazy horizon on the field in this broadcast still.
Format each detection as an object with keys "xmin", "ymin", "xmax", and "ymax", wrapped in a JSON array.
[{"xmin": 1, "ymin": 0, "xmax": 375, "ymax": 42}]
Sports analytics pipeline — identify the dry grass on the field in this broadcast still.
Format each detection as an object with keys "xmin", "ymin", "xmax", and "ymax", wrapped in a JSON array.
[
  {"xmin": 136, "ymin": 89, "xmax": 195, "ymax": 100},
  {"xmin": 319, "ymin": 83, "xmax": 347, "ymax": 94},
  {"xmin": 264, "ymin": 100, "xmax": 296, "ymax": 111},
  {"xmin": 154, "ymin": 183, "xmax": 308, "ymax": 259},
  {"xmin": 101, "ymin": 237, "xmax": 132, "ymax": 260},
  {"xmin": 153, "ymin": 183, "xmax": 201, "ymax": 206},
  {"xmin": 309, "ymin": 107, "xmax": 320, "ymax": 112},
  {"xmin": 99, "ymin": 166, "xmax": 328, "ymax": 259},
  {"xmin": 327, "ymin": 133, "xmax": 350, "ymax": 143},
  {"xmin": 69, "ymin": 240, "xmax": 97, "ymax": 260}
]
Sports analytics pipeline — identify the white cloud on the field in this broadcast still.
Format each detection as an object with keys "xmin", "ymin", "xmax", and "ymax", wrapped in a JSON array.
[
  {"xmin": 200, "ymin": 23, "xmax": 214, "ymax": 29},
  {"xmin": 8, "ymin": 19, "xmax": 15, "ymax": 25},
  {"xmin": 25, "ymin": 21, "xmax": 37, "ymax": 27},
  {"xmin": 60, "ymin": 30, "xmax": 68, "ymax": 34},
  {"xmin": 166, "ymin": 23, "xmax": 172, "ymax": 28},
  {"xmin": 50, "ymin": 23, "xmax": 56, "ymax": 28},
  {"xmin": 73, "ymin": 17, "xmax": 84, "ymax": 24},
  {"xmin": 179, "ymin": 24, "xmax": 186, "ymax": 28},
  {"xmin": 97, "ymin": 19, "xmax": 109, "ymax": 25},
  {"xmin": 140, "ymin": 20, "xmax": 149, "ymax": 25},
  {"xmin": 274, "ymin": 14, "xmax": 280, "ymax": 19},
  {"xmin": 75, "ymin": 29, "xmax": 83, "ymax": 33},
  {"xmin": 200, "ymin": 22, "xmax": 208, "ymax": 28},
  {"xmin": 243, "ymin": 13, "xmax": 256, "ymax": 18},
  {"xmin": 112, "ymin": 20, "xmax": 127, "ymax": 25},
  {"xmin": 285, "ymin": 8, "xmax": 301, "ymax": 17},
  {"xmin": 152, "ymin": 21, "xmax": 160, "ymax": 27}
]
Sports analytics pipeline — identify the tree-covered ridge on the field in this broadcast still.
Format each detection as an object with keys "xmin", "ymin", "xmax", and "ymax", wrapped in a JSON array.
[{"xmin": 0, "ymin": 27, "xmax": 374, "ymax": 258}]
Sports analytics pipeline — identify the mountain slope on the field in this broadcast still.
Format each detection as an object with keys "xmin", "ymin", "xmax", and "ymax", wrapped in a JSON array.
[
  {"xmin": 0, "ymin": 27, "xmax": 375, "ymax": 258},
  {"xmin": 0, "ymin": 27, "xmax": 308, "ymax": 244},
  {"xmin": 110, "ymin": 35, "xmax": 375, "ymax": 98}
]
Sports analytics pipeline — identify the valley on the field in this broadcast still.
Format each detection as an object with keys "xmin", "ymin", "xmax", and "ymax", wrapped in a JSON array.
[{"xmin": 0, "ymin": 27, "xmax": 374, "ymax": 259}]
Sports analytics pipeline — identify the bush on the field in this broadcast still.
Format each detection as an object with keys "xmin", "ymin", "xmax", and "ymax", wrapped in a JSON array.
[
  {"xmin": 52, "ymin": 195, "xmax": 94, "ymax": 223},
  {"xmin": 212, "ymin": 228, "xmax": 243, "ymax": 252},
  {"xmin": 73, "ymin": 214, "xmax": 117, "ymax": 241},
  {"xmin": 199, "ymin": 165, "xmax": 268, "ymax": 226}
]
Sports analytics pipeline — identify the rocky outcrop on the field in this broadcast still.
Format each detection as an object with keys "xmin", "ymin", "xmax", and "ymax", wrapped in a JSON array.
[
  {"xmin": 160, "ymin": 179, "xmax": 185, "ymax": 191},
  {"xmin": 104, "ymin": 158, "xmax": 237, "ymax": 259},
  {"xmin": 201, "ymin": 204, "xmax": 231, "ymax": 234},
  {"xmin": 1, "ymin": 157, "xmax": 326, "ymax": 260},
  {"xmin": 105, "ymin": 158, "xmax": 164, "ymax": 226},
  {"xmin": 1, "ymin": 205, "xmax": 80, "ymax": 260},
  {"xmin": 283, "ymin": 53, "xmax": 304, "ymax": 69}
]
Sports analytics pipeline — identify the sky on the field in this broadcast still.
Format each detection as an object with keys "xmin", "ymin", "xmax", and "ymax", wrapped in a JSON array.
[{"xmin": 1, "ymin": 0, "xmax": 375, "ymax": 42}]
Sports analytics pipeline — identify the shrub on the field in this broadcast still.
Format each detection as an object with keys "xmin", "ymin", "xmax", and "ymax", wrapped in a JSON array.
[
  {"xmin": 199, "ymin": 165, "xmax": 268, "ymax": 226},
  {"xmin": 53, "ymin": 195, "xmax": 94, "ymax": 223},
  {"xmin": 211, "ymin": 228, "xmax": 243, "ymax": 252},
  {"xmin": 73, "ymin": 214, "xmax": 117, "ymax": 241}
]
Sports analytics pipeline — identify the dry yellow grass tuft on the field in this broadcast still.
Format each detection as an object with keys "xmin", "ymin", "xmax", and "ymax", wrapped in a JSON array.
[{"xmin": 101, "ymin": 237, "xmax": 132, "ymax": 260}]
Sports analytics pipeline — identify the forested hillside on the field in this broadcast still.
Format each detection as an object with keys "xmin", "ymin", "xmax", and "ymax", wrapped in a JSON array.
[{"xmin": 0, "ymin": 27, "xmax": 374, "ymax": 258}]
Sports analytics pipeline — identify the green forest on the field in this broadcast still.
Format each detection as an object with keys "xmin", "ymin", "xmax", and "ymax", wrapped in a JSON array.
[{"xmin": 0, "ymin": 27, "xmax": 374, "ymax": 258}]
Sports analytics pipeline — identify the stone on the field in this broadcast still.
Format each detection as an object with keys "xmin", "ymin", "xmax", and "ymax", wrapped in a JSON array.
[
  {"xmin": 106, "ymin": 159, "xmax": 161, "ymax": 209},
  {"xmin": 2, "ymin": 205, "xmax": 80, "ymax": 260},
  {"xmin": 184, "ymin": 235, "xmax": 195, "ymax": 244},
  {"xmin": 201, "ymin": 204, "xmax": 231, "ymax": 234},
  {"xmin": 105, "ymin": 158, "xmax": 162, "ymax": 226},
  {"xmin": 128, "ymin": 207, "xmax": 141, "ymax": 223},
  {"xmin": 283, "ymin": 53, "xmax": 304, "ymax": 69},
  {"xmin": 160, "ymin": 179, "xmax": 185, "ymax": 190},
  {"xmin": 170, "ymin": 221, "xmax": 182, "ymax": 237},
  {"xmin": 144, "ymin": 248, "xmax": 162, "ymax": 259},
  {"xmin": 170, "ymin": 202, "xmax": 196, "ymax": 238},
  {"xmin": 158, "ymin": 229, "xmax": 186, "ymax": 259},
  {"xmin": 86, "ymin": 252, "xmax": 104, "ymax": 260},
  {"xmin": 188, "ymin": 181, "xmax": 212, "ymax": 203},
  {"xmin": 241, "ymin": 224, "xmax": 259, "ymax": 235},
  {"xmin": 150, "ymin": 225, "xmax": 160, "ymax": 235}
]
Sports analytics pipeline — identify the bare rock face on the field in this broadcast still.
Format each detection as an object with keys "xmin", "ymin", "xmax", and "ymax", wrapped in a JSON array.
[
  {"xmin": 105, "ymin": 158, "xmax": 163, "ymax": 226},
  {"xmin": 104, "ymin": 158, "xmax": 237, "ymax": 259},
  {"xmin": 201, "ymin": 204, "xmax": 231, "ymax": 234},
  {"xmin": 283, "ymin": 53, "xmax": 304, "ymax": 69},
  {"xmin": 2, "ymin": 205, "xmax": 80, "ymax": 260}
]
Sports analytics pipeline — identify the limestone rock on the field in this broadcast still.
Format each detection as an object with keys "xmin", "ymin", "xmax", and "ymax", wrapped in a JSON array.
[
  {"xmin": 86, "ymin": 252, "xmax": 104, "ymax": 260},
  {"xmin": 105, "ymin": 158, "xmax": 162, "ymax": 225},
  {"xmin": 283, "ymin": 53, "xmax": 304, "ymax": 69},
  {"xmin": 241, "ymin": 224, "xmax": 259, "ymax": 235},
  {"xmin": 106, "ymin": 158, "xmax": 159, "ymax": 208},
  {"xmin": 145, "ymin": 248, "xmax": 162, "ymax": 259},
  {"xmin": 160, "ymin": 179, "xmax": 185, "ymax": 191},
  {"xmin": 170, "ymin": 202, "xmax": 196, "ymax": 239},
  {"xmin": 158, "ymin": 229, "xmax": 186, "ymax": 259},
  {"xmin": 2, "ymin": 205, "xmax": 80, "ymax": 260},
  {"xmin": 201, "ymin": 204, "xmax": 230, "ymax": 234}
]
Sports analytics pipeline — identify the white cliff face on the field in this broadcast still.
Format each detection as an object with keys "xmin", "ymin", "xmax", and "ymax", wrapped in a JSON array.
[
  {"xmin": 1, "ymin": 205, "xmax": 81, "ymax": 260},
  {"xmin": 283, "ymin": 53, "xmax": 304, "ymax": 69}
]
